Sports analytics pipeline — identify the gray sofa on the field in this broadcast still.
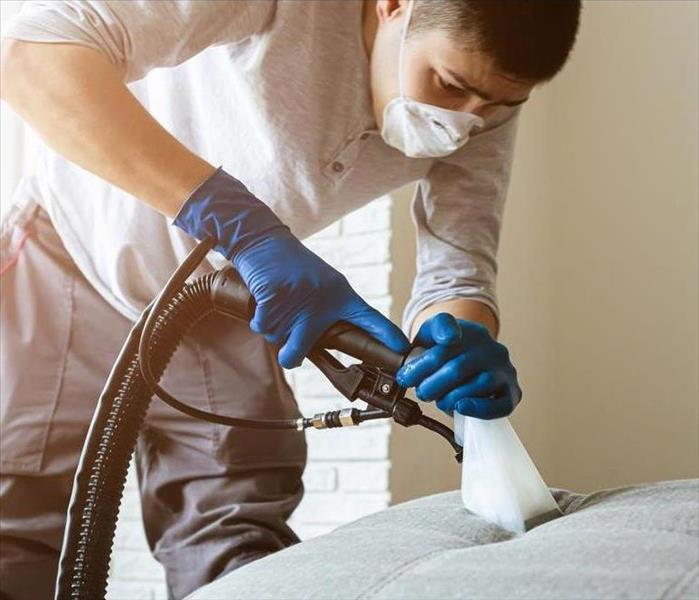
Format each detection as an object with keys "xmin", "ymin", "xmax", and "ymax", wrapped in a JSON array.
[{"xmin": 190, "ymin": 479, "xmax": 698, "ymax": 599}]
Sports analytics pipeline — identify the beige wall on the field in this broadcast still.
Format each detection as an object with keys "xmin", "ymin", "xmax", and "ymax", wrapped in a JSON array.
[{"xmin": 390, "ymin": 0, "xmax": 698, "ymax": 501}]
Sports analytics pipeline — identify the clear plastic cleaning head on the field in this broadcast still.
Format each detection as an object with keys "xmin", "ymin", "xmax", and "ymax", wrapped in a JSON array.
[{"xmin": 455, "ymin": 413, "xmax": 561, "ymax": 533}]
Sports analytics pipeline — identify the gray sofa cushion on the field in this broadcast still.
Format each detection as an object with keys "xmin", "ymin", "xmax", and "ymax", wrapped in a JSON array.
[{"xmin": 190, "ymin": 479, "xmax": 699, "ymax": 599}]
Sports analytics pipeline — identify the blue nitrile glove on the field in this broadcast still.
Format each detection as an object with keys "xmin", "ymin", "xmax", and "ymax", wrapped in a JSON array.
[
  {"xmin": 395, "ymin": 313, "xmax": 521, "ymax": 419},
  {"xmin": 174, "ymin": 167, "xmax": 410, "ymax": 368}
]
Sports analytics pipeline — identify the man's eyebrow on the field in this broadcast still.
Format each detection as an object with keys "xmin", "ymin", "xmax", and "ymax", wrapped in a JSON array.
[{"xmin": 445, "ymin": 68, "xmax": 529, "ymax": 107}]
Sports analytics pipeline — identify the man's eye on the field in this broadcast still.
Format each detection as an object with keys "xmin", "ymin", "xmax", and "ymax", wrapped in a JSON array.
[{"xmin": 438, "ymin": 76, "xmax": 462, "ymax": 94}]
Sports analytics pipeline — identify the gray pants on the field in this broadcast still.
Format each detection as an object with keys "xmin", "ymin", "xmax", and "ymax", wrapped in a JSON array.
[{"xmin": 0, "ymin": 200, "xmax": 307, "ymax": 599}]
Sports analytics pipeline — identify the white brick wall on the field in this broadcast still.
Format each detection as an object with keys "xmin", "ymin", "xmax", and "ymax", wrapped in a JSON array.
[{"xmin": 107, "ymin": 197, "xmax": 396, "ymax": 599}]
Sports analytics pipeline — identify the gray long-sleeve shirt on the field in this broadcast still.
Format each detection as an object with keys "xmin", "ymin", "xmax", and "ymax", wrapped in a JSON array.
[{"xmin": 3, "ymin": 0, "xmax": 519, "ymax": 333}]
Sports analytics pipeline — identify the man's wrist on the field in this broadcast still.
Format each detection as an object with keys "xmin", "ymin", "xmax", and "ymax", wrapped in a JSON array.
[
  {"xmin": 411, "ymin": 298, "xmax": 499, "ymax": 340},
  {"xmin": 165, "ymin": 160, "xmax": 218, "ymax": 218},
  {"xmin": 172, "ymin": 167, "xmax": 287, "ymax": 261}
]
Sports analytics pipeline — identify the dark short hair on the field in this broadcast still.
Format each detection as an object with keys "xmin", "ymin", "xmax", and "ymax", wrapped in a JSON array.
[{"xmin": 411, "ymin": 0, "xmax": 582, "ymax": 82}]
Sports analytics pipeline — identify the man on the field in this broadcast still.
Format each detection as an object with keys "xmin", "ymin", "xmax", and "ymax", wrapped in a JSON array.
[{"xmin": 0, "ymin": 1, "xmax": 580, "ymax": 597}]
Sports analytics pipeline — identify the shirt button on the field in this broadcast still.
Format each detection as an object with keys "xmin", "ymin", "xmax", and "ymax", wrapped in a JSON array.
[{"xmin": 331, "ymin": 161, "xmax": 344, "ymax": 173}]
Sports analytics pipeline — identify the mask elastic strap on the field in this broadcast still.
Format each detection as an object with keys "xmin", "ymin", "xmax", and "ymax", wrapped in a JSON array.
[{"xmin": 397, "ymin": 0, "xmax": 415, "ymax": 98}]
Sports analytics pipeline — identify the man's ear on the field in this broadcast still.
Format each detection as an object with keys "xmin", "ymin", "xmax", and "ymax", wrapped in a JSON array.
[{"xmin": 376, "ymin": 0, "xmax": 406, "ymax": 24}]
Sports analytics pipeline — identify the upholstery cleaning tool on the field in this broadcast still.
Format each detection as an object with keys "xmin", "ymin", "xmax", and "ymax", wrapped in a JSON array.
[
  {"xmin": 54, "ymin": 238, "xmax": 462, "ymax": 600},
  {"xmin": 454, "ymin": 413, "xmax": 561, "ymax": 532}
]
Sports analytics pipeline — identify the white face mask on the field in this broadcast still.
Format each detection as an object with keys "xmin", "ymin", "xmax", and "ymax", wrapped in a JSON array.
[{"xmin": 380, "ymin": 0, "xmax": 484, "ymax": 158}]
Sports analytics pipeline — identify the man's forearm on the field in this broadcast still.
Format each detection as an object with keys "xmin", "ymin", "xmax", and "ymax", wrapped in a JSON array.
[
  {"xmin": 410, "ymin": 298, "xmax": 499, "ymax": 340},
  {"xmin": 0, "ymin": 40, "xmax": 215, "ymax": 217}
]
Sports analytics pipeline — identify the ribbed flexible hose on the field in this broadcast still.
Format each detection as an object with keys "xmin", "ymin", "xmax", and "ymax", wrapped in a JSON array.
[{"xmin": 55, "ymin": 272, "xmax": 218, "ymax": 600}]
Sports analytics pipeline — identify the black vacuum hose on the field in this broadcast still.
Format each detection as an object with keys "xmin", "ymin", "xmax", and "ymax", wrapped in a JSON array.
[
  {"xmin": 55, "ymin": 260, "xmax": 407, "ymax": 599},
  {"xmin": 55, "ymin": 269, "xmax": 226, "ymax": 600}
]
